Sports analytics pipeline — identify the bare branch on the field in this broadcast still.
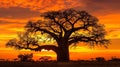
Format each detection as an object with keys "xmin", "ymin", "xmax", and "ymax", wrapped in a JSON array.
[
  {"xmin": 37, "ymin": 28, "xmax": 59, "ymax": 40},
  {"xmin": 25, "ymin": 21, "xmax": 59, "ymax": 41},
  {"xmin": 68, "ymin": 35, "xmax": 110, "ymax": 47},
  {"xmin": 43, "ymin": 11, "xmax": 67, "ymax": 32}
]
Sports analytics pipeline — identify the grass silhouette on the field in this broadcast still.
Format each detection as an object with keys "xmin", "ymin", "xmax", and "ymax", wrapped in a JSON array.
[{"xmin": 0, "ymin": 61, "xmax": 120, "ymax": 67}]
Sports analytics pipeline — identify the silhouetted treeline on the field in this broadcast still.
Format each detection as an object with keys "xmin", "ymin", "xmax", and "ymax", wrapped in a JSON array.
[{"xmin": 0, "ymin": 57, "xmax": 120, "ymax": 62}]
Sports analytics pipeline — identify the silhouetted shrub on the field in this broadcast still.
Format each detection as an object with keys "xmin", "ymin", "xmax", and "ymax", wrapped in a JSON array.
[
  {"xmin": 13, "ymin": 58, "xmax": 19, "ymax": 61},
  {"xmin": 18, "ymin": 53, "xmax": 33, "ymax": 62},
  {"xmin": 96, "ymin": 57, "xmax": 105, "ymax": 62},
  {"xmin": 39, "ymin": 56, "xmax": 52, "ymax": 61},
  {"xmin": 109, "ymin": 57, "xmax": 120, "ymax": 62}
]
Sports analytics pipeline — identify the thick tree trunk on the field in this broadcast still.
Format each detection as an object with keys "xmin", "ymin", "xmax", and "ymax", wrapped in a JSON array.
[{"xmin": 56, "ymin": 43, "xmax": 70, "ymax": 62}]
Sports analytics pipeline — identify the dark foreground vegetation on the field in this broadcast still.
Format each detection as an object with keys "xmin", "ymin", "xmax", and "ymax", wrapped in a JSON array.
[{"xmin": 0, "ymin": 61, "xmax": 120, "ymax": 67}]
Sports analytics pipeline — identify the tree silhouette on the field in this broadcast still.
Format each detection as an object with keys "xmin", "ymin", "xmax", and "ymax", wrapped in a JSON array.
[
  {"xmin": 95, "ymin": 57, "xmax": 105, "ymax": 62},
  {"xmin": 39, "ymin": 56, "xmax": 52, "ymax": 61},
  {"xmin": 109, "ymin": 57, "xmax": 120, "ymax": 62},
  {"xmin": 17, "ymin": 53, "xmax": 33, "ymax": 62},
  {"xmin": 6, "ymin": 9, "xmax": 109, "ymax": 62}
]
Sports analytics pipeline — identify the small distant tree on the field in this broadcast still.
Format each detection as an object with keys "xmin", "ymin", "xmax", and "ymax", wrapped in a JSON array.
[
  {"xmin": 39, "ymin": 56, "xmax": 52, "ymax": 61},
  {"xmin": 13, "ymin": 58, "xmax": 19, "ymax": 61},
  {"xmin": 109, "ymin": 57, "xmax": 120, "ymax": 62},
  {"xmin": 17, "ymin": 53, "xmax": 33, "ymax": 62},
  {"xmin": 6, "ymin": 9, "xmax": 109, "ymax": 62},
  {"xmin": 96, "ymin": 57, "xmax": 105, "ymax": 62}
]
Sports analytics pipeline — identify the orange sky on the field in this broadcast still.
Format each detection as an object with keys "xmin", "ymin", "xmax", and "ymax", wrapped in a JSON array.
[{"xmin": 0, "ymin": 0, "xmax": 120, "ymax": 61}]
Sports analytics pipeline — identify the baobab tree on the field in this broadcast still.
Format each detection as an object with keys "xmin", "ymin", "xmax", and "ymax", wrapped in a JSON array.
[{"xmin": 6, "ymin": 9, "xmax": 109, "ymax": 62}]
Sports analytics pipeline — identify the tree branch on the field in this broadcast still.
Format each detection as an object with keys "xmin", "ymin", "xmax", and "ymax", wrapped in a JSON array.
[
  {"xmin": 53, "ymin": 18, "xmax": 67, "ymax": 32},
  {"xmin": 68, "ymin": 36, "xmax": 109, "ymax": 46},
  {"xmin": 50, "ymin": 26, "xmax": 60, "ymax": 34},
  {"xmin": 36, "ymin": 27, "xmax": 59, "ymax": 41}
]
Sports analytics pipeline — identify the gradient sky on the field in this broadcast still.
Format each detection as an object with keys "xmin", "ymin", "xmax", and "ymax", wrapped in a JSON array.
[{"xmin": 0, "ymin": 0, "xmax": 120, "ymax": 61}]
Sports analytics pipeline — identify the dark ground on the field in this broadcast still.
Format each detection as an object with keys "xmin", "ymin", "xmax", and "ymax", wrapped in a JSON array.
[{"xmin": 0, "ymin": 61, "xmax": 120, "ymax": 67}]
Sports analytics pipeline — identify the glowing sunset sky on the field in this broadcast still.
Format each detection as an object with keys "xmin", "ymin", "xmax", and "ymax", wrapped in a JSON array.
[{"xmin": 0, "ymin": 0, "xmax": 120, "ymax": 60}]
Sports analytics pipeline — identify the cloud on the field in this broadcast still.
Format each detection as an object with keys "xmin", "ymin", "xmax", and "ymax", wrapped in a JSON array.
[
  {"xmin": 82, "ymin": 0, "xmax": 120, "ymax": 15},
  {"xmin": 0, "ymin": 7, "xmax": 41, "ymax": 19},
  {"xmin": 107, "ymin": 28, "xmax": 120, "ymax": 39},
  {"xmin": 0, "ymin": 0, "xmax": 119, "ymax": 17},
  {"xmin": 0, "ymin": 0, "xmax": 84, "ymax": 20},
  {"xmin": 0, "ymin": 0, "xmax": 83, "ymax": 12},
  {"xmin": 0, "ymin": 19, "xmax": 25, "ymax": 38}
]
